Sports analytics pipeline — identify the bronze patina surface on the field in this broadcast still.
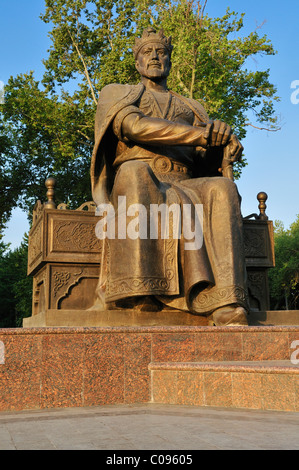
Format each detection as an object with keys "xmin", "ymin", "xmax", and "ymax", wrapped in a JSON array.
[
  {"xmin": 90, "ymin": 28, "xmax": 249, "ymax": 326},
  {"xmin": 24, "ymin": 182, "xmax": 276, "ymax": 327}
]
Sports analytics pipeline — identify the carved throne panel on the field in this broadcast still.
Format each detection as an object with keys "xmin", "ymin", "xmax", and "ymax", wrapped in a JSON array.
[{"xmin": 27, "ymin": 180, "xmax": 275, "ymax": 318}]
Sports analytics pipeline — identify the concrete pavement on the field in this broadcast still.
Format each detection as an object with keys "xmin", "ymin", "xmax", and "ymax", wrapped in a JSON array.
[{"xmin": 0, "ymin": 404, "xmax": 298, "ymax": 450}]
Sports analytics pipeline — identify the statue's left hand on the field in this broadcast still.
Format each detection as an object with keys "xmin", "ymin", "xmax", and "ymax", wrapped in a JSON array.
[
  {"xmin": 221, "ymin": 134, "xmax": 244, "ymax": 180},
  {"xmin": 209, "ymin": 120, "xmax": 243, "ymax": 162},
  {"xmin": 224, "ymin": 134, "xmax": 244, "ymax": 163},
  {"xmin": 208, "ymin": 120, "xmax": 244, "ymax": 181}
]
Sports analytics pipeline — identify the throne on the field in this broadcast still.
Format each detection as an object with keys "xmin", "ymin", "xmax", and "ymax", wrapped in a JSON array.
[{"xmin": 23, "ymin": 178, "xmax": 275, "ymax": 327}]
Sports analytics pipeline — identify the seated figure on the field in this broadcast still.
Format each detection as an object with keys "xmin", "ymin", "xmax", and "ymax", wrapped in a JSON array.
[{"xmin": 90, "ymin": 27, "xmax": 249, "ymax": 326}]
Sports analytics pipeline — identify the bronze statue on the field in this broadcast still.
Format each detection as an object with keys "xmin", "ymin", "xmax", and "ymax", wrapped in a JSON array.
[{"xmin": 90, "ymin": 28, "xmax": 249, "ymax": 326}]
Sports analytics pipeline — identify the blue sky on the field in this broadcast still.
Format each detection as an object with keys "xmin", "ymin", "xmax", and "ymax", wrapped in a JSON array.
[{"xmin": 1, "ymin": 0, "xmax": 298, "ymax": 248}]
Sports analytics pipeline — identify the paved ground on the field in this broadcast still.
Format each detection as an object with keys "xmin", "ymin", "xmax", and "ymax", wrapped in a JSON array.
[{"xmin": 0, "ymin": 404, "xmax": 298, "ymax": 451}]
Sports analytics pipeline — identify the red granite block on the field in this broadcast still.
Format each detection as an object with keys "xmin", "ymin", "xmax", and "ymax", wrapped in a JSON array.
[
  {"xmin": 41, "ymin": 334, "xmax": 84, "ymax": 408},
  {"xmin": 195, "ymin": 332, "xmax": 222, "ymax": 361},
  {"xmin": 221, "ymin": 332, "xmax": 243, "ymax": 360},
  {"xmin": 0, "ymin": 334, "xmax": 42, "ymax": 411},
  {"xmin": 83, "ymin": 333, "xmax": 125, "ymax": 406},
  {"xmin": 0, "ymin": 370, "xmax": 41, "ymax": 411},
  {"xmin": 232, "ymin": 372, "xmax": 263, "ymax": 409},
  {"xmin": 195, "ymin": 332, "xmax": 242, "ymax": 361},
  {"xmin": 261, "ymin": 373, "xmax": 296, "ymax": 411},
  {"xmin": 176, "ymin": 371, "xmax": 204, "ymax": 406},
  {"xmin": 0, "ymin": 334, "xmax": 42, "ymax": 369},
  {"xmin": 242, "ymin": 331, "xmax": 289, "ymax": 361},
  {"xmin": 152, "ymin": 332, "xmax": 195, "ymax": 362},
  {"xmin": 151, "ymin": 370, "xmax": 177, "ymax": 404},
  {"xmin": 204, "ymin": 371, "xmax": 233, "ymax": 407},
  {"xmin": 123, "ymin": 334, "xmax": 151, "ymax": 403}
]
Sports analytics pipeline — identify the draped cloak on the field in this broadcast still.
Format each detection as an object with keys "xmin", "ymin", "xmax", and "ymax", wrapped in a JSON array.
[{"xmin": 90, "ymin": 83, "xmax": 249, "ymax": 315}]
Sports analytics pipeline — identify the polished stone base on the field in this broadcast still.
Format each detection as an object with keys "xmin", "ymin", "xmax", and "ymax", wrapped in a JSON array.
[
  {"xmin": 23, "ymin": 308, "xmax": 209, "ymax": 327},
  {"xmin": 23, "ymin": 309, "xmax": 299, "ymax": 328},
  {"xmin": 249, "ymin": 310, "xmax": 299, "ymax": 326},
  {"xmin": 150, "ymin": 360, "xmax": 299, "ymax": 411},
  {"xmin": 1, "ymin": 325, "xmax": 299, "ymax": 412}
]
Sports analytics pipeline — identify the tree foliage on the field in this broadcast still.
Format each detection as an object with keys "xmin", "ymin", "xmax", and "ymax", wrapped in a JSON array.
[
  {"xmin": 0, "ymin": 237, "xmax": 32, "ymax": 327},
  {"xmin": 1, "ymin": 71, "xmax": 94, "ymax": 216},
  {"xmin": 159, "ymin": 1, "xmax": 279, "ymax": 138},
  {"xmin": 269, "ymin": 216, "xmax": 299, "ymax": 310}
]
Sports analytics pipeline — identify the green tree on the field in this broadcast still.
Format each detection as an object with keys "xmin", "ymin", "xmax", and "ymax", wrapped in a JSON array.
[
  {"xmin": 0, "ymin": 114, "xmax": 26, "ymax": 233},
  {"xmin": 269, "ymin": 216, "xmax": 299, "ymax": 310},
  {"xmin": 158, "ymin": 1, "xmax": 279, "ymax": 135},
  {"xmin": 0, "ymin": 237, "xmax": 32, "ymax": 327},
  {"xmin": 1, "ymin": 72, "xmax": 94, "ymax": 215},
  {"xmin": 0, "ymin": 0, "xmax": 280, "ymax": 223}
]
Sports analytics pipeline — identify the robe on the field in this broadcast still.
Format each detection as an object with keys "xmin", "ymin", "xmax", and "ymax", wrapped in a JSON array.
[{"xmin": 90, "ymin": 83, "xmax": 249, "ymax": 315}]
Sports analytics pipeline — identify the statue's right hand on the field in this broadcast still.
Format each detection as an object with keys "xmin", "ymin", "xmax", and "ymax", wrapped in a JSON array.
[{"xmin": 209, "ymin": 120, "xmax": 232, "ymax": 147}]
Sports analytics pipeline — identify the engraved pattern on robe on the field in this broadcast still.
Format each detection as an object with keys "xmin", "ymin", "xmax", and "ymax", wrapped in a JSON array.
[{"xmin": 91, "ymin": 84, "xmax": 249, "ymax": 314}]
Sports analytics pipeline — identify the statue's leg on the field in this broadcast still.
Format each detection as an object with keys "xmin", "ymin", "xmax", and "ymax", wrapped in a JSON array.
[
  {"xmin": 104, "ymin": 160, "xmax": 179, "ymax": 308},
  {"xmin": 179, "ymin": 177, "xmax": 249, "ymax": 325},
  {"xmin": 91, "ymin": 160, "xmax": 164, "ymax": 311}
]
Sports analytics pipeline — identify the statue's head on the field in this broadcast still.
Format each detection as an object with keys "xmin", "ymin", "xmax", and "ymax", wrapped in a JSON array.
[{"xmin": 133, "ymin": 27, "xmax": 173, "ymax": 81}]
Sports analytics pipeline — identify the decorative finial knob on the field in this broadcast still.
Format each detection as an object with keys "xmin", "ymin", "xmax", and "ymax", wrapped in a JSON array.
[
  {"xmin": 257, "ymin": 191, "xmax": 268, "ymax": 220},
  {"xmin": 44, "ymin": 177, "xmax": 56, "ymax": 209}
]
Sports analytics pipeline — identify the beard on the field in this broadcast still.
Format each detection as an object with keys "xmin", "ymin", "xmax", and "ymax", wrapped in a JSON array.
[{"xmin": 137, "ymin": 62, "xmax": 170, "ymax": 81}]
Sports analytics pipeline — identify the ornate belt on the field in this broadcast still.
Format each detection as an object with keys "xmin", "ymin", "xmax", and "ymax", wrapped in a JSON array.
[{"xmin": 151, "ymin": 156, "xmax": 191, "ymax": 175}]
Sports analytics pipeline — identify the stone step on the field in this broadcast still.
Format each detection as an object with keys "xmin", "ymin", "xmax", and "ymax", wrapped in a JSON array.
[
  {"xmin": 249, "ymin": 310, "xmax": 299, "ymax": 326},
  {"xmin": 23, "ymin": 309, "xmax": 299, "ymax": 328},
  {"xmin": 149, "ymin": 360, "xmax": 299, "ymax": 412},
  {"xmin": 1, "ymin": 325, "xmax": 299, "ymax": 411},
  {"xmin": 148, "ymin": 326, "xmax": 299, "ymax": 363}
]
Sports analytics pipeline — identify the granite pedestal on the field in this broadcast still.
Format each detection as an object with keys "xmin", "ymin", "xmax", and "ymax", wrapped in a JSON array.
[
  {"xmin": 11, "ymin": 189, "xmax": 296, "ymax": 414},
  {"xmin": 1, "ymin": 325, "xmax": 299, "ymax": 413}
]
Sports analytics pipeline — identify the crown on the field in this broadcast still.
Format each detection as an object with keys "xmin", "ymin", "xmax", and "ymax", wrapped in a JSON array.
[{"xmin": 133, "ymin": 27, "xmax": 173, "ymax": 59}]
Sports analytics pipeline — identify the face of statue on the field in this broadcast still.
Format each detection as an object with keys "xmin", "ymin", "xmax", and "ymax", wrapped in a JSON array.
[{"xmin": 135, "ymin": 42, "xmax": 171, "ymax": 81}]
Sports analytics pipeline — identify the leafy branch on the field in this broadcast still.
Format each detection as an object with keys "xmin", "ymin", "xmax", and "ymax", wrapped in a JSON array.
[{"xmin": 66, "ymin": 26, "xmax": 98, "ymax": 104}]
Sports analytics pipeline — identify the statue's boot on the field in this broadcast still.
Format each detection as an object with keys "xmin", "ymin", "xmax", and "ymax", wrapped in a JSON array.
[
  {"xmin": 115, "ymin": 296, "xmax": 163, "ymax": 312},
  {"xmin": 208, "ymin": 305, "xmax": 248, "ymax": 326},
  {"xmin": 133, "ymin": 296, "xmax": 163, "ymax": 312}
]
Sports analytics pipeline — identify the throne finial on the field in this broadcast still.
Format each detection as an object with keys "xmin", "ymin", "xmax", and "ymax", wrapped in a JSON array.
[
  {"xmin": 44, "ymin": 177, "xmax": 56, "ymax": 209},
  {"xmin": 257, "ymin": 192, "xmax": 268, "ymax": 220}
]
